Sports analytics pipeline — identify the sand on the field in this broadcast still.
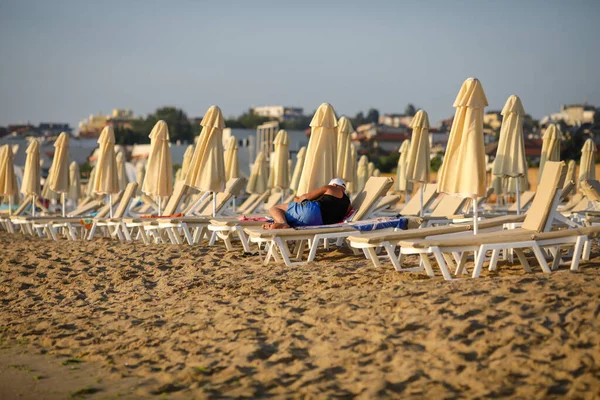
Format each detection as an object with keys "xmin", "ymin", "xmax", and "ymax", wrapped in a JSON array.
[{"xmin": 0, "ymin": 230, "xmax": 599, "ymax": 399}]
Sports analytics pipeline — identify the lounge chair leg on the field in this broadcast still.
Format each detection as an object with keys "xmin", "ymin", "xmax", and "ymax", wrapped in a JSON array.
[
  {"xmin": 87, "ymin": 223, "xmax": 97, "ymax": 241},
  {"xmin": 381, "ymin": 242, "xmax": 400, "ymax": 270},
  {"xmin": 531, "ymin": 243, "xmax": 551, "ymax": 273},
  {"xmin": 513, "ymin": 248, "xmax": 531, "ymax": 272},
  {"xmin": 419, "ymin": 254, "xmax": 436, "ymax": 277},
  {"xmin": 121, "ymin": 223, "xmax": 132, "ymax": 241},
  {"xmin": 236, "ymin": 227, "xmax": 252, "ymax": 253},
  {"xmin": 549, "ymin": 247, "xmax": 562, "ymax": 271},
  {"xmin": 274, "ymin": 237, "xmax": 294, "ymax": 266},
  {"xmin": 307, "ymin": 236, "xmax": 322, "ymax": 263},
  {"xmin": 570, "ymin": 236, "xmax": 585, "ymax": 271},
  {"xmin": 472, "ymin": 246, "xmax": 488, "ymax": 278},
  {"xmin": 431, "ymin": 247, "xmax": 453, "ymax": 280},
  {"xmin": 489, "ymin": 249, "xmax": 500, "ymax": 271},
  {"xmin": 365, "ymin": 247, "xmax": 381, "ymax": 268},
  {"xmin": 583, "ymin": 239, "xmax": 591, "ymax": 260},
  {"xmin": 455, "ymin": 253, "xmax": 469, "ymax": 275}
]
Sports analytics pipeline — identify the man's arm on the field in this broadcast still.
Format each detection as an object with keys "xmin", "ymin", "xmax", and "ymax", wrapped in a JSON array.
[{"xmin": 294, "ymin": 186, "xmax": 329, "ymax": 202}]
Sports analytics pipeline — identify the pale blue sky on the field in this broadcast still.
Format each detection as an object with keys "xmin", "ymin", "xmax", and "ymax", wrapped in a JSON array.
[{"xmin": 0, "ymin": 0, "xmax": 599, "ymax": 128}]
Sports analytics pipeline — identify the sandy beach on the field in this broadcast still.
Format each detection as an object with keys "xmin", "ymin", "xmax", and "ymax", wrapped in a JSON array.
[{"xmin": 0, "ymin": 230, "xmax": 599, "ymax": 398}]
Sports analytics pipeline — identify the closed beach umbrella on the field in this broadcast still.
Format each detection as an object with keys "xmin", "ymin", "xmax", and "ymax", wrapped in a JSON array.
[
  {"xmin": 406, "ymin": 110, "xmax": 432, "ymax": 215},
  {"xmin": 0, "ymin": 145, "xmax": 17, "ymax": 214},
  {"xmin": 538, "ymin": 124, "xmax": 561, "ymax": 184},
  {"xmin": 68, "ymin": 162, "xmax": 81, "ymax": 203},
  {"xmin": 395, "ymin": 140, "xmax": 412, "ymax": 194},
  {"xmin": 493, "ymin": 95, "xmax": 527, "ymax": 214},
  {"xmin": 224, "ymin": 136, "xmax": 240, "ymax": 181},
  {"xmin": 143, "ymin": 120, "xmax": 173, "ymax": 214},
  {"xmin": 186, "ymin": 106, "xmax": 226, "ymax": 216},
  {"xmin": 368, "ymin": 162, "xmax": 375, "ymax": 177},
  {"xmin": 270, "ymin": 130, "xmax": 290, "ymax": 193},
  {"xmin": 297, "ymin": 103, "xmax": 337, "ymax": 195},
  {"xmin": 438, "ymin": 78, "xmax": 488, "ymax": 233},
  {"xmin": 87, "ymin": 167, "xmax": 97, "ymax": 197},
  {"xmin": 578, "ymin": 138, "xmax": 596, "ymax": 186},
  {"xmin": 357, "ymin": 155, "xmax": 369, "ymax": 193},
  {"xmin": 179, "ymin": 145, "xmax": 194, "ymax": 183},
  {"xmin": 336, "ymin": 116, "xmax": 354, "ymax": 181},
  {"xmin": 246, "ymin": 152, "xmax": 269, "ymax": 194},
  {"xmin": 373, "ymin": 169, "xmax": 381, "ymax": 177},
  {"xmin": 21, "ymin": 141, "xmax": 41, "ymax": 215},
  {"xmin": 47, "ymin": 132, "xmax": 70, "ymax": 216},
  {"xmin": 116, "ymin": 152, "xmax": 128, "ymax": 192},
  {"xmin": 346, "ymin": 144, "xmax": 358, "ymax": 195},
  {"xmin": 94, "ymin": 126, "xmax": 119, "ymax": 217},
  {"xmin": 290, "ymin": 146, "xmax": 306, "ymax": 193}
]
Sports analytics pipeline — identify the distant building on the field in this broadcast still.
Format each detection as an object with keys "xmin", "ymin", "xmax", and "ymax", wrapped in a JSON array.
[
  {"xmin": 252, "ymin": 106, "xmax": 304, "ymax": 122},
  {"xmin": 541, "ymin": 104, "xmax": 598, "ymax": 126},
  {"xmin": 483, "ymin": 110, "xmax": 503, "ymax": 131},
  {"xmin": 78, "ymin": 109, "xmax": 139, "ymax": 138},
  {"xmin": 38, "ymin": 123, "xmax": 72, "ymax": 136},
  {"xmin": 378, "ymin": 113, "xmax": 412, "ymax": 128}
]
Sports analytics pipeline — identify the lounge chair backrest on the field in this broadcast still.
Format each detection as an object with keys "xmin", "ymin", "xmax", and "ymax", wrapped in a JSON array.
[
  {"xmin": 351, "ymin": 177, "xmax": 394, "ymax": 221},
  {"xmin": 242, "ymin": 191, "xmax": 271, "ymax": 214},
  {"xmin": 374, "ymin": 194, "xmax": 401, "ymax": 211},
  {"xmin": 264, "ymin": 191, "xmax": 282, "ymax": 210},
  {"xmin": 113, "ymin": 182, "xmax": 138, "ymax": 218},
  {"xmin": 581, "ymin": 180, "xmax": 600, "ymax": 202},
  {"xmin": 560, "ymin": 180, "xmax": 575, "ymax": 201},
  {"xmin": 522, "ymin": 161, "xmax": 566, "ymax": 232},
  {"xmin": 68, "ymin": 199, "xmax": 102, "ymax": 217},
  {"xmin": 238, "ymin": 194, "xmax": 259, "ymax": 214},
  {"xmin": 508, "ymin": 191, "xmax": 536, "ymax": 212},
  {"xmin": 13, "ymin": 195, "xmax": 32, "ymax": 215},
  {"xmin": 198, "ymin": 178, "xmax": 246, "ymax": 217},
  {"xmin": 430, "ymin": 194, "xmax": 469, "ymax": 218},
  {"xmin": 400, "ymin": 183, "xmax": 438, "ymax": 216},
  {"xmin": 162, "ymin": 181, "xmax": 190, "ymax": 216},
  {"xmin": 140, "ymin": 194, "xmax": 159, "ymax": 211}
]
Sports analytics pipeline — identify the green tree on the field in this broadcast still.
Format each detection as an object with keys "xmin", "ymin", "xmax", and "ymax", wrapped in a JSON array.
[
  {"xmin": 140, "ymin": 107, "xmax": 194, "ymax": 143},
  {"xmin": 366, "ymin": 108, "xmax": 380, "ymax": 124},
  {"xmin": 405, "ymin": 104, "xmax": 417, "ymax": 117}
]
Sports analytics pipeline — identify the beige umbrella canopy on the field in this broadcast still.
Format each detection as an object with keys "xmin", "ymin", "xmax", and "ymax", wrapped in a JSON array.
[
  {"xmin": 116, "ymin": 152, "xmax": 129, "ymax": 192},
  {"xmin": 246, "ymin": 152, "xmax": 269, "ymax": 194},
  {"xmin": 186, "ymin": 106, "xmax": 226, "ymax": 193},
  {"xmin": 224, "ymin": 136, "xmax": 240, "ymax": 182},
  {"xmin": 395, "ymin": 140, "xmax": 412, "ymax": 193},
  {"xmin": 406, "ymin": 110, "xmax": 431, "ymax": 183},
  {"xmin": 86, "ymin": 166, "xmax": 97, "ymax": 197},
  {"xmin": 438, "ymin": 78, "xmax": 488, "ymax": 232},
  {"xmin": 368, "ymin": 162, "xmax": 375, "ymax": 178},
  {"xmin": 289, "ymin": 146, "xmax": 306, "ymax": 193},
  {"xmin": 21, "ymin": 140, "xmax": 41, "ymax": 198},
  {"xmin": 143, "ymin": 120, "xmax": 173, "ymax": 214},
  {"xmin": 357, "ymin": 155, "xmax": 369, "ymax": 193},
  {"xmin": 373, "ymin": 169, "xmax": 381, "ymax": 177},
  {"xmin": 336, "ymin": 116, "xmax": 354, "ymax": 181},
  {"xmin": 94, "ymin": 126, "xmax": 119, "ymax": 217},
  {"xmin": 493, "ymin": 95, "xmax": 527, "ymax": 214},
  {"xmin": 346, "ymin": 144, "xmax": 359, "ymax": 195},
  {"xmin": 47, "ymin": 132, "xmax": 70, "ymax": 194},
  {"xmin": 270, "ymin": 130, "xmax": 290, "ymax": 191},
  {"xmin": 0, "ymin": 145, "xmax": 18, "ymax": 213},
  {"xmin": 538, "ymin": 124, "xmax": 561, "ymax": 184},
  {"xmin": 578, "ymin": 138, "xmax": 596, "ymax": 185},
  {"xmin": 406, "ymin": 110, "xmax": 431, "ymax": 215},
  {"xmin": 296, "ymin": 103, "xmax": 338, "ymax": 195},
  {"xmin": 68, "ymin": 162, "xmax": 81, "ymax": 202}
]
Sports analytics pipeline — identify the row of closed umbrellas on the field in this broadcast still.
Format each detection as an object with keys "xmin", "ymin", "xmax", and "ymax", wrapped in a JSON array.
[{"xmin": 1, "ymin": 77, "xmax": 596, "ymax": 221}]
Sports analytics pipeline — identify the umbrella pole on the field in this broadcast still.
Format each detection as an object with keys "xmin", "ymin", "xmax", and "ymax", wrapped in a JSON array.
[
  {"xmin": 158, "ymin": 197, "xmax": 162, "ymax": 216},
  {"xmin": 109, "ymin": 194, "xmax": 113, "ymax": 218},
  {"xmin": 8, "ymin": 197, "xmax": 12, "ymax": 217},
  {"xmin": 516, "ymin": 178, "xmax": 521, "ymax": 215},
  {"xmin": 473, "ymin": 196, "xmax": 479, "ymax": 235},
  {"xmin": 32, "ymin": 196, "xmax": 36, "ymax": 217},
  {"xmin": 61, "ymin": 193, "xmax": 66, "ymax": 217},
  {"xmin": 419, "ymin": 184, "xmax": 424, "ymax": 217},
  {"xmin": 212, "ymin": 192, "xmax": 217, "ymax": 217}
]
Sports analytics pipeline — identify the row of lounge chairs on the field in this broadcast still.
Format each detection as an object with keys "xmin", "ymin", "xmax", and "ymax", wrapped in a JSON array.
[{"xmin": 2, "ymin": 161, "xmax": 600, "ymax": 280}]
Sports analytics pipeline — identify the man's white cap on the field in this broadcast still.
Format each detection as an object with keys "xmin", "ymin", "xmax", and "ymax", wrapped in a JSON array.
[{"xmin": 329, "ymin": 178, "xmax": 346, "ymax": 189}]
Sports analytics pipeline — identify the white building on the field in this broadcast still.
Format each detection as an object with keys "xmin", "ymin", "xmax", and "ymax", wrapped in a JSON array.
[{"xmin": 252, "ymin": 106, "xmax": 304, "ymax": 122}]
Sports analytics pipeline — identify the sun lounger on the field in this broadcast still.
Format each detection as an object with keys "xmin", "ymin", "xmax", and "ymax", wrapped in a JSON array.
[
  {"xmin": 86, "ymin": 182, "xmax": 139, "ymax": 240},
  {"xmin": 393, "ymin": 161, "xmax": 572, "ymax": 280},
  {"xmin": 242, "ymin": 177, "xmax": 399, "ymax": 266}
]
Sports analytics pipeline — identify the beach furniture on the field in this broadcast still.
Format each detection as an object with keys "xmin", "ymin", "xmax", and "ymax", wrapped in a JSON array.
[
  {"xmin": 86, "ymin": 182, "xmax": 139, "ymax": 240},
  {"xmin": 139, "ymin": 177, "xmax": 246, "ymax": 245},
  {"xmin": 387, "ymin": 161, "xmax": 592, "ymax": 279},
  {"xmin": 0, "ymin": 195, "xmax": 32, "ymax": 232},
  {"xmin": 242, "ymin": 177, "xmax": 397, "ymax": 266}
]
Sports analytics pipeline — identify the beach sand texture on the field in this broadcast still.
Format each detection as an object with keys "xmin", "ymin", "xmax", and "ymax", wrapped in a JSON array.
[{"xmin": 0, "ymin": 231, "xmax": 599, "ymax": 398}]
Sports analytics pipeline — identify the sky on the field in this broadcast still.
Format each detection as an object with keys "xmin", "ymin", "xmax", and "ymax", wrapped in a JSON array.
[{"xmin": 0, "ymin": 0, "xmax": 599, "ymax": 129}]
